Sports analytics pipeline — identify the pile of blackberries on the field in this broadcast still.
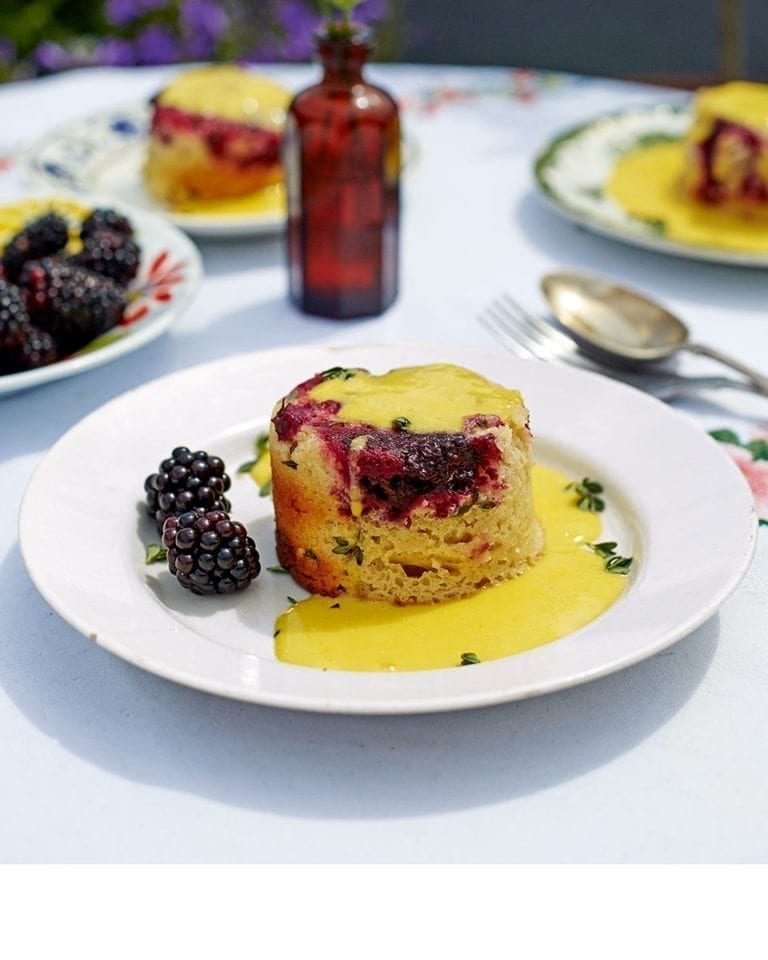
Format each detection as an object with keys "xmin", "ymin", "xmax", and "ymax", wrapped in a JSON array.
[
  {"xmin": 144, "ymin": 448, "xmax": 261, "ymax": 596},
  {"xmin": 0, "ymin": 207, "xmax": 141, "ymax": 375}
]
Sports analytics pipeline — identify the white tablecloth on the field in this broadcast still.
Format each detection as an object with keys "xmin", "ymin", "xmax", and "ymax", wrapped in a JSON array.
[{"xmin": 1, "ymin": 64, "xmax": 766, "ymax": 863}]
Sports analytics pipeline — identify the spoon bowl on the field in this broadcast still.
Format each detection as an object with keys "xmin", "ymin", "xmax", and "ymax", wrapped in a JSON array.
[
  {"xmin": 541, "ymin": 272, "xmax": 688, "ymax": 364},
  {"xmin": 541, "ymin": 271, "xmax": 768, "ymax": 395}
]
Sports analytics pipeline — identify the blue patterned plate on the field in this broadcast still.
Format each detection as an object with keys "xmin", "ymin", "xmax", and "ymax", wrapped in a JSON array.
[{"xmin": 18, "ymin": 103, "xmax": 286, "ymax": 238}]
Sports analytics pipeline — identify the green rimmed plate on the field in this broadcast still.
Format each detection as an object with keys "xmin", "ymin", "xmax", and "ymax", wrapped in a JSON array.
[{"xmin": 534, "ymin": 103, "xmax": 768, "ymax": 267}]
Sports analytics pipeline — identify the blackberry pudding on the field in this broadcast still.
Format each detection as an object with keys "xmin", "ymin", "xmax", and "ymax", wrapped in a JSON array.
[
  {"xmin": 681, "ymin": 81, "xmax": 768, "ymax": 213},
  {"xmin": 270, "ymin": 364, "xmax": 543, "ymax": 605},
  {"xmin": 145, "ymin": 66, "xmax": 291, "ymax": 207}
]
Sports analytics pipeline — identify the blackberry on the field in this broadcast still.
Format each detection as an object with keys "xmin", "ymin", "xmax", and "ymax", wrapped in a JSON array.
[
  {"xmin": 0, "ymin": 280, "xmax": 32, "ymax": 374},
  {"xmin": 144, "ymin": 446, "xmax": 232, "ymax": 532},
  {"xmin": 1, "ymin": 213, "xmax": 69, "ymax": 282},
  {"xmin": 16, "ymin": 326, "xmax": 58, "ymax": 371},
  {"xmin": 162, "ymin": 509, "xmax": 261, "ymax": 595},
  {"xmin": 20, "ymin": 258, "xmax": 125, "ymax": 353},
  {"xmin": 81, "ymin": 208, "xmax": 134, "ymax": 240},
  {"xmin": 71, "ymin": 229, "xmax": 141, "ymax": 286}
]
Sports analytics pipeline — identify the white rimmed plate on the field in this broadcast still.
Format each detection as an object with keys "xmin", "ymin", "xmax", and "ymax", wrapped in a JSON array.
[
  {"xmin": 534, "ymin": 104, "xmax": 768, "ymax": 267},
  {"xmin": 0, "ymin": 194, "xmax": 201, "ymax": 397},
  {"xmin": 19, "ymin": 342, "xmax": 757, "ymax": 713},
  {"xmin": 18, "ymin": 103, "xmax": 285, "ymax": 238}
]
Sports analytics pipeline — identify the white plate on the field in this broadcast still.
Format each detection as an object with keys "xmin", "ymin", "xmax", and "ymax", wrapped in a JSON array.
[
  {"xmin": 534, "ymin": 104, "xmax": 768, "ymax": 267},
  {"xmin": 0, "ymin": 195, "xmax": 201, "ymax": 397},
  {"xmin": 18, "ymin": 103, "xmax": 285, "ymax": 238},
  {"xmin": 19, "ymin": 342, "xmax": 757, "ymax": 713}
]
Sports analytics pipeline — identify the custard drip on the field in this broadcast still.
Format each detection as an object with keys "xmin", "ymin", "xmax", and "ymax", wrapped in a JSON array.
[
  {"xmin": 273, "ymin": 465, "xmax": 627, "ymax": 672},
  {"xmin": 172, "ymin": 183, "xmax": 286, "ymax": 217}
]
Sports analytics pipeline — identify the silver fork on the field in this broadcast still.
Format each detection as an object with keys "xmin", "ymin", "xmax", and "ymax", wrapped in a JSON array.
[{"xmin": 480, "ymin": 293, "xmax": 753, "ymax": 400}]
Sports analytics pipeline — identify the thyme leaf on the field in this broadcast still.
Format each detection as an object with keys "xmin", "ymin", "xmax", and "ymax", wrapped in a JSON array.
[
  {"xmin": 588, "ymin": 541, "xmax": 618, "ymax": 559},
  {"xmin": 588, "ymin": 541, "xmax": 633, "ymax": 575},
  {"xmin": 320, "ymin": 366, "xmax": 355, "ymax": 381},
  {"xmin": 460, "ymin": 652, "xmax": 481, "ymax": 666},
  {"xmin": 392, "ymin": 416, "xmax": 411, "ymax": 431},
  {"xmin": 145, "ymin": 543, "xmax": 167, "ymax": 565},
  {"xmin": 331, "ymin": 536, "xmax": 363, "ymax": 564},
  {"xmin": 566, "ymin": 477, "xmax": 605, "ymax": 512}
]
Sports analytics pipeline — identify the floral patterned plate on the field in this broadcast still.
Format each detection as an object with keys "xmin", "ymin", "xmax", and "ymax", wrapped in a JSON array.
[
  {"xmin": 534, "ymin": 104, "xmax": 768, "ymax": 268},
  {"xmin": 0, "ymin": 194, "xmax": 201, "ymax": 397},
  {"xmin": 18, "ymin": 103, "xmax": 286, "ymax": 238}
]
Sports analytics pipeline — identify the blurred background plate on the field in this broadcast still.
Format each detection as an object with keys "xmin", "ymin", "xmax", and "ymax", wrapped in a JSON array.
[
  {"xmin": 18, "ymin": 103, "xmax": 287, "ymax": 238},
  {"xmin": 534, "ymin": 104, "xmax": 768, "ymax": 267},
  {"xmin": 0, "ymin": 194, "xmax": 202, "ymax": 396}
]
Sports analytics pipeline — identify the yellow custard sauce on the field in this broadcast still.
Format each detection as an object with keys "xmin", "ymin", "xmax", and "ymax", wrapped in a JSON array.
[
  {"xmin": 607, "ymin": 141, "xmax": 768, "ymax": 252},
  {"xmin": 307, "ymin": 363, "xmax": 527, "ymax": 433},
  {"xmin": 272, "ymin": 465, "xmax": 628, "ymax": 672},
  {"xmin": 0, "ymin": 197, "xmax": 90, "ymax": 250},
  {"xmin": 171, "ymin": 183, "xmax": 286, "ymax": 217}
]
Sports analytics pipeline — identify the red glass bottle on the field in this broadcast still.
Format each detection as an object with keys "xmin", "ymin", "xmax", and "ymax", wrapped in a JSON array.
[{"xmin": 284, "ymin": 27, "xmax": 400, "ymax": 319}]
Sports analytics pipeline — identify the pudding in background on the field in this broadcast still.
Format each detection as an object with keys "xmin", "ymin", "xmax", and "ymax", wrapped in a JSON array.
[{"xmin": 144, "ymin": 65, "xmax": 291, "ymax": 207}]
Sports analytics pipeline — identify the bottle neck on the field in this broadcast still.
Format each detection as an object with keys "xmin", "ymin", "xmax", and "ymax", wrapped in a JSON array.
[{"xmin": 316, "ymin": 30, "xmax": 372, "ymax": 87}]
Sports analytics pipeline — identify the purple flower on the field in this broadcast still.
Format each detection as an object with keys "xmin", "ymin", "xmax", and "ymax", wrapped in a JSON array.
[
  {"xmin": 247, "ymin": 0, "xmax": 391, "ymax": 63},
  {"xmin": 254, "ymin": 0, "xmax": 323, "ymax": 62},
  {"xmin": 181, "ymin": 0, "xmax": 228, "ymax": 37},
  {"xmin": 0, "ymin": 38, "xmax": 15, "ymax": 66},
  {"xmin": 181, "ymin": 0, "xmax": 229, "ymax": 59},
  {"xmin": 355, "ymin": 0, "xmax": 389, "ymax": 24},
  {"xmin": 33, "ymin": 42, "xmax": 72, "ymax": 73},
  {"xmin": 105, "ymin": 0, "xmax": 142, "ymax": 26},
  {"xmin": 96, "ymin": 38, "xmax": 137, "ymax": 67},
  {"xmin": 135, "ymin": 24, "xmax": 180, "ymax": 65},
  {"xmin": 105, "ymin": 0, "xmax": 169, "ymax": 26}
]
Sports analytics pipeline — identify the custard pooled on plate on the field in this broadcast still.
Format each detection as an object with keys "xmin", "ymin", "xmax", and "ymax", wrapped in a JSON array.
[
  {"xmin": 682, "ymin": 81, "xmax": 768, "ymax": 213},
  {"xmin": 269, "ymin": 363, "xmax": 543, "ymax": 605},
  {"xmin": 145, "ymin": 65, "xmax": 291, "ymax": 206}
]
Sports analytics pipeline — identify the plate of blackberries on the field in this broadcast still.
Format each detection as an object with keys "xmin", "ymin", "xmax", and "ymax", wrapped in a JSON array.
[{"xmin": 0, "ymin": 195, "xmax": 201, "ymax": 395}]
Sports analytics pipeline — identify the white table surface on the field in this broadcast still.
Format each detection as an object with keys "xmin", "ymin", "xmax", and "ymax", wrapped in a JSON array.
[{"xmin": 1, "ymin": 64, "xmax": 766, "ymax": 864}]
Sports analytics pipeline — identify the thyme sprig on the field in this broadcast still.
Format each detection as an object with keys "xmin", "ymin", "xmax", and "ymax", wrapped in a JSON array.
[
  {"xmin": 332, "ymin": 536, "xmax": 363, "ymax": 565},
  {"xmin": 320, "ymin": 366, "xmax": 355, "ymax": 381},
  {"xmin": 238, "ymin": 431, "xmax": 269, "ymax": 473},
  {"xmin": 588, "ymin": 541, "xmax": 633, "ymax": 575},
  {"xmin": 566, "ymin": 477, "xmax": 605, "ymax": 512}
]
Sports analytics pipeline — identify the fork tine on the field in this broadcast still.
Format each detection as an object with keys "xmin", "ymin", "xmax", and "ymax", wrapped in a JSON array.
[
  {"xmin": 480, "ymin": 309, "xmax": 541, "ymax": 359},
  {"xmin": 498, "ymin": 294, "xmax": 577, "ymax": 355},
  {"xmin": 483, "ymin": 300, "xmax": 558, "ymax": 360}
]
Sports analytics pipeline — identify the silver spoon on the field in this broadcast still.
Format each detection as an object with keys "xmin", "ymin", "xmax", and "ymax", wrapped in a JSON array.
[{"xmin": 541, "ymin": 271, "xmax": 768, "ymax": 396}]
